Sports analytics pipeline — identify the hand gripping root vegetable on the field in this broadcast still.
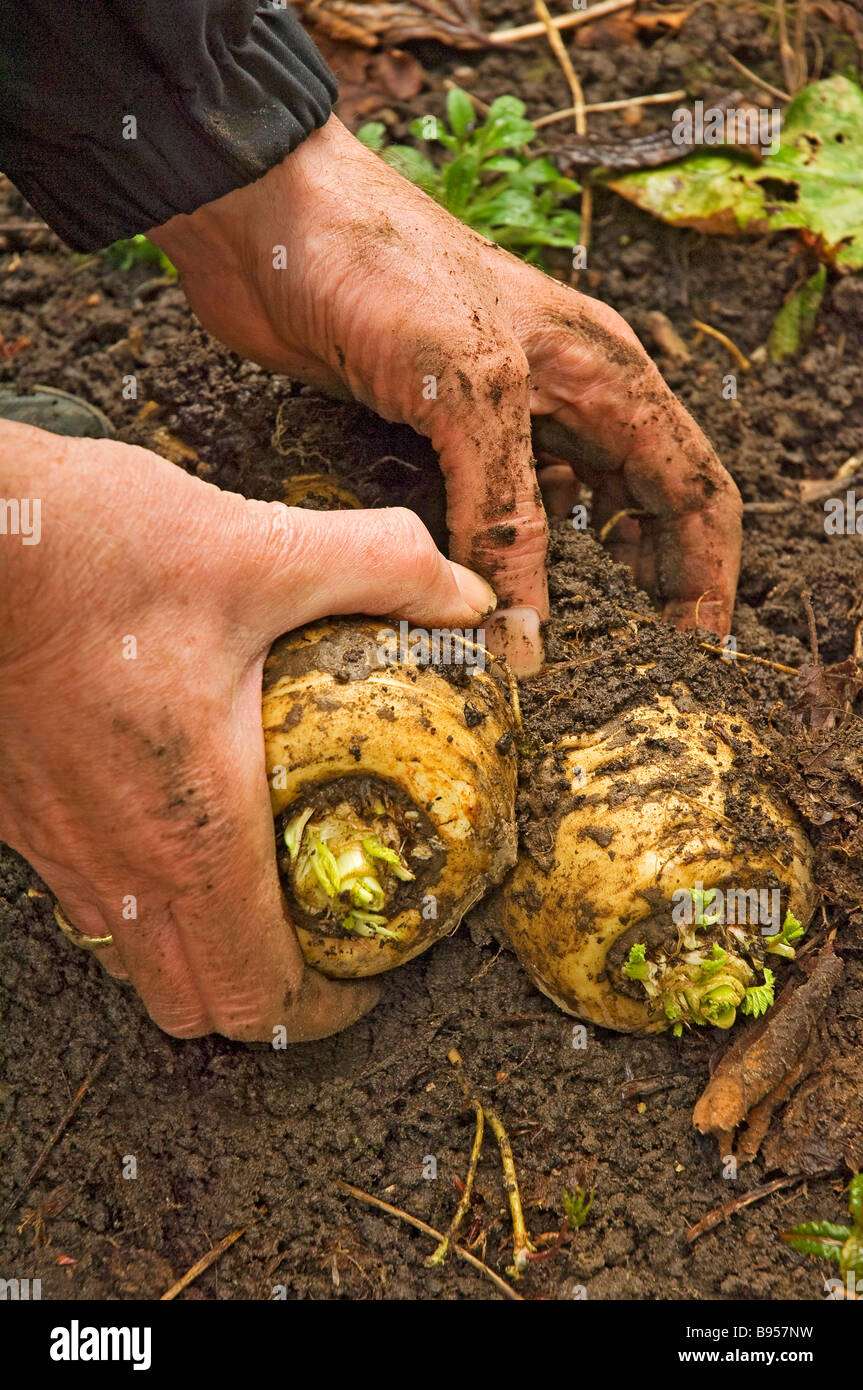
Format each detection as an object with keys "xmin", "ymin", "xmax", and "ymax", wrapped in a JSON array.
[
  {"xmin": 500, "ymin": 688, "xmax": 818, "ymax": 1034},
  {"xmin": 262, "ymin": 620, "xmax": 519, "ymax": 976}
]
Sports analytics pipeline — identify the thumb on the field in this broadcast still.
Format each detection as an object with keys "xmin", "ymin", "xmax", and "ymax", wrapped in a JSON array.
[{"xmin": 239, "ymin": 501, "xmax": 498, "ymax": 644}]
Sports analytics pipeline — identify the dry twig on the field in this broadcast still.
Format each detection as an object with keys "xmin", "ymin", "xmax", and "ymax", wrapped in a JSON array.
[
  {"xmin": 160, "ymin": 1228, "xmax": 245, "ymax": 1301},
  {"xmin": 686, "ymin": 1173, "xmax": 824, "ymax": 1243},
  {"xmin": 1, "ymin": 1054, "xmax": 109, "ymax": 1223},
  {"xmin": 335, "ymin": 1180, "xmax": 522, "ymax": 1298},
  {"xmin": 532, "ymin": 0, "xmax": 592, "ymax": 273},
  {"xmin": 776, "ymin": 0, "xmax": 797, "ymax": 92},
  {"xmin": 724, "ymin": 50, "xmax": 791, "ymax": 102},
  {"xmin": 692, "ymin": 318, "xmax": 751, "ymax": 371},
  {"xmin": 533, "ymin": 88, "xmax": 687, "ymax": 129},
  {"xmin": 489, "ymin": 0, "xmax": 635, "ymax": 46}
]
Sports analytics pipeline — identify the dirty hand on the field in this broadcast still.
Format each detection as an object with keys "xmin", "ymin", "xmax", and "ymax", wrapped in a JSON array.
[
  {"xmin": 0, "ymin": 422, "xmax": 495, "ymax": 1039},
  {"xmin": 151, "ymin": 114, "xmax": 743, "ymax": 669}
]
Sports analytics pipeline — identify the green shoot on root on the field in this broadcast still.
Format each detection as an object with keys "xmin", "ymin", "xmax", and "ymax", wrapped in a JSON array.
[{"xmin": 284, "ymin": 806, "xmax": 417, "ymax": 940}]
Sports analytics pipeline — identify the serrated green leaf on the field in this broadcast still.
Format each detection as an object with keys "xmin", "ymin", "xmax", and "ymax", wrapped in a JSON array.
[{"xmin": 610, "ymin": 76, "xmax": 863, "ymax": 268}]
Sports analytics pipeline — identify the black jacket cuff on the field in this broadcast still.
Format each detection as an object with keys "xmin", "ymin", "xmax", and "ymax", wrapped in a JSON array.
[{"xmin": 0, "ymin": 2, "xmax": 337, "ymax": 251}]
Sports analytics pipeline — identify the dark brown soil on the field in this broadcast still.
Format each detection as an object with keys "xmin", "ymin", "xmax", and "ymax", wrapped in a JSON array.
[{"xmin": 1, "ymin": 3, "xmax": 861, "ymax": 1301}]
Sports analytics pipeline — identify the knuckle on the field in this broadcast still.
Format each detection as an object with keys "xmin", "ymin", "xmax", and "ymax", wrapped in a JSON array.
[
  {"xmin": 151, "ymin": 1007, "xmax": 211, "ymax": 1039},
  {"xmin": 248, "ymin": 498, "xmax": 303, "ymax": 562},
  {"xmin": 376, "ymin": 506, "xmax": 440, "ymax": 579}
]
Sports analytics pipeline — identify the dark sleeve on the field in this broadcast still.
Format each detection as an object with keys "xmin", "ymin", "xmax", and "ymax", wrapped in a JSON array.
[{"xmin": 0, "ymin": 1, "xmax": 337, "ymax": 251}]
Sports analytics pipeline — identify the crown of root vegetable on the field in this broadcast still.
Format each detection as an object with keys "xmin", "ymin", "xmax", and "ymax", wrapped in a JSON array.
[
  {"xmin": 262, "ymin": 621, "xmax": 519, "ymax": 977},
  {"xmin": 501, "ymin": 691, "xmax": 817, "ymax": 1034}
]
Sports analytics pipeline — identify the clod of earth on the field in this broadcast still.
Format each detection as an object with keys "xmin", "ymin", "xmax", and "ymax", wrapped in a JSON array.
[
  {"xmin": 500, "ymin": 692, "xmax": 818, "ymax": 1035},
  {"xmin": 261, "ymin": 620, "xmax": 519, "ymax": 975}
]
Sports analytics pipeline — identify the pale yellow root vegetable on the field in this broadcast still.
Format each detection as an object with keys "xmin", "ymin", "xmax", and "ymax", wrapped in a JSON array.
[
  {"xmin": 262, "ymin": 620, "xmax": 518, "ymax": 976},
  {"xmin": 500, "ymin": 687, "xmax": 818, "ymax": 1034},
  {"xmin": 281, "ymin": 474, "xmax": 362, "ymax": 510}
]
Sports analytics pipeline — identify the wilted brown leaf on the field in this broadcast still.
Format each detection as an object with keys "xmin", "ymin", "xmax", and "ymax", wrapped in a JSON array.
[
  {"xmin": 574, "ymin": 14, "xmax": 639, "ymax": 48},
  {"xmin": 634, "ymin": 7, "xmax": 693, "ymax": 31},
  {"xmin": 310, "ymin": 33, "xmax": 425, "ymax": 124},
  {"xmin": 762, "ymin": 1049, "xmax": 863, "ymax": 1174},
  {"xmin": 815, "ymin": 1, "xmax": 863, "ymax": 55},
  {"xmin": 296, "ymin": 0, "xmax": 487, "ymax": 50},
  {"xmin": 793, "ymin": 657, "xmax": 863, "ymax": 730}
]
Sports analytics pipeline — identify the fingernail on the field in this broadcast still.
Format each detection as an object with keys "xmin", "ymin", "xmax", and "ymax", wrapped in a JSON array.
[
  {"xmin": 482, "ymin": 606, "xmax": 544, "ymax": 676},
  {"xmin": 451, "ymin": 562, "xmax": 497, "ymax": 618}
]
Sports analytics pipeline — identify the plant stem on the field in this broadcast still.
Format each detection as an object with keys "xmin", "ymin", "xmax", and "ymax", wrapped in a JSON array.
[
  {"xmin": 427, "ymin": 1101, "xmax": 485, "ymax": 1266},
  {"xmin": 335, "ymin": 1180, "xmax": 522, "ymax": 1300},
  {"xmin": 447, "ymin": 1048, "xmax": 535, "ymax": 1276}
]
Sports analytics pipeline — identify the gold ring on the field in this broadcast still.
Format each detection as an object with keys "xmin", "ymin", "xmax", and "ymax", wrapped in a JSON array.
[{"xmin": 53, "ymin": 902, "xmax": 114, "ymax": 951}]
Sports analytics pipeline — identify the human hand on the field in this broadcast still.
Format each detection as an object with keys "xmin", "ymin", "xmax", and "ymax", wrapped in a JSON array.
[
  {"xmin": 150, "ymin": 115, "xmax": 742, "ymax": 665},
  {"xmin": 0, "ymin": 421, "xmax": 495, "ymax": 1039}
]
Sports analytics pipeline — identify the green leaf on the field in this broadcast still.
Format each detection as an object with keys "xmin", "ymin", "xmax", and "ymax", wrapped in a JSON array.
[
  {"xmin": 767, "ymin": 265, "xmax": 827, "ymax": 361},
  {"xmin": 840, "ymin": 1232, "xmax": 863, "ymax": 1279},
  {"xmin": 698, "ymin": 943, "xmax": 729, "ymax": 977},
  {"xmin": 786, "ymin": 1219, "xmax": 853, "ymax": 1240},
  {"xmin": 356, "ymin": 122, "xmax": 386, "ymax": 152},
  {"xmin": 481, "ymin": 116, "xmax": 537, "ymax": 153},
  {"xmin": 623, "ymin": 942, "xmax": 649, "ymax": 981},
  {"xmin": 610, "ymin": 76, "xmax": 863, "ymax": 268},
  {"xmin": 487, "ymin": 95, "xmax": 527, "ymax": 122},
  {"xmin": 446, "ymin": 87, "xmax": 475, "ymax": 139},
  {"xmin": 562, "ymin": 1186, "xmax": 595, "ymax": 1230},
  {"xmin": 475, "ymin": 187, "xmax": 540, "ymax": 228},
  {"xmin": 781, "ymin": 1227, "xmax": 848, "ymax": 1262},
  {"xmin": 357, "ymin": 90, "xmax": 580, "ymax": 263},
  {"xmin": 442, "ymin": 150, "xmax": 482, "ymax": 216},
  {"xmin": 848, "ymin": 1173, "xmax": 863, "ymax": 1227},
  {"xmin": 101, "ymin": 234, "xmax": 176, "ymax": 276},
  {"xmin": 381, "ymin": 146, "xmax": 440, "ymax": 196},
  {"xmin": 481, "ymin": 156, "xmax": 523, "ymax": 174},
  {"xmin": 740, "ymin": 967, "xmax": 776, "ymax": 1019}
]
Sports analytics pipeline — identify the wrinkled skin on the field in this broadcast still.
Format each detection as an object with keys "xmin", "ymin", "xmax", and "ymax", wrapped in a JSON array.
[
  {"xmin": 152, "ymin": 116, "xmax": 742, "ymax": 663},
  {"xmin": 0, "ymin": 424, "xmax": 494, "ymax": 1040},
  {"xmin": 0, "ymin": 116, "xmax": 741, "ymax": 1041}
]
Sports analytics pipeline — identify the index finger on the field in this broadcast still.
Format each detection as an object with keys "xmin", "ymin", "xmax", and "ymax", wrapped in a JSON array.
[{"xmin": 421, "ymin": 342, "xmax": 549, "ymax": 674}]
